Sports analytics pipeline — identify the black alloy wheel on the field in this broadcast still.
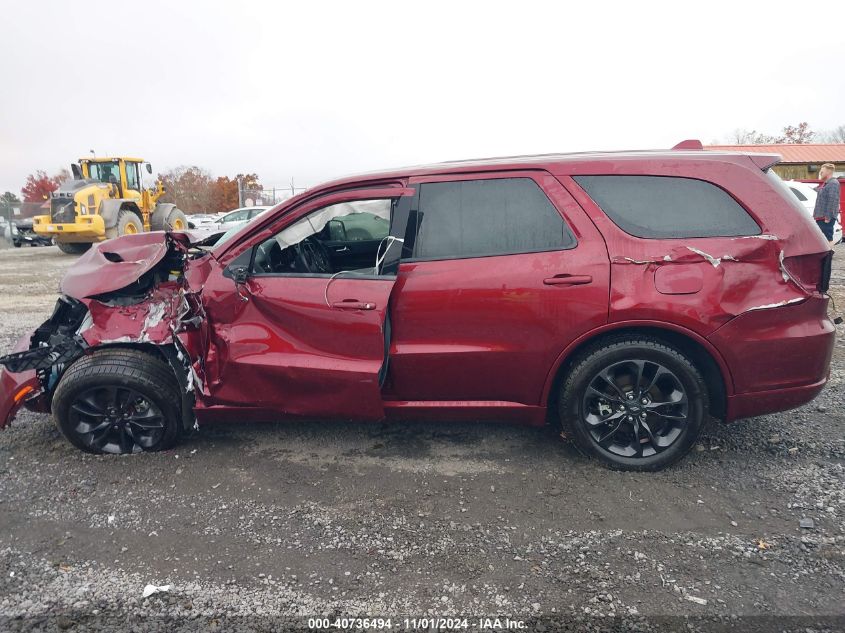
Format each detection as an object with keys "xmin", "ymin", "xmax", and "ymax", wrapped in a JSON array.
[
  {"xmin": 582, "ymin": 359, "xmax": 688, "ymax": 458},
  {"xmin": 559, "ymin": 337, "xmax": 708, "ymax": 471},
  {"xmin": 68, "ymin": 386, "xmax": 166, "ymax": 454},
  {"xmin": 53, "ymin": 348, "xmax": 182, "ymax": 455}
]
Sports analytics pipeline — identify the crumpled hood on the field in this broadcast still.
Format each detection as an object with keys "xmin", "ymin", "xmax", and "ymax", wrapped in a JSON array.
[{"xmin": 60, "ymin": 230, "xmax": 213, "ymax": 299}]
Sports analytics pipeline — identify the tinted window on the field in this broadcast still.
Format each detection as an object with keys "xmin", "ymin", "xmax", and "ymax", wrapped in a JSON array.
[
  {"xmin": 574, "ymin": 175, "xmax": 760, "ymax": 238},
  {"xmin": 413, "ymin": 178, "xmax": 575, "ymax": 259}
]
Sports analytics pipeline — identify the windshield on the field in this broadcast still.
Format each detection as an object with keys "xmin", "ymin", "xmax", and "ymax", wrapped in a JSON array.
[
  {"xmin": 86, "ymin": 162, "xmax": 120, "ymax": 184},
  {"xmin": 212, "ymin": 222, "xmax": 248, "ymax": 248}
]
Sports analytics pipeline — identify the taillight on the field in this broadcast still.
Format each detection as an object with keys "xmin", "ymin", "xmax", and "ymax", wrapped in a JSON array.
[{"xmin": 782, "ymin": 252, "xmax": 832, "ymax": 293}]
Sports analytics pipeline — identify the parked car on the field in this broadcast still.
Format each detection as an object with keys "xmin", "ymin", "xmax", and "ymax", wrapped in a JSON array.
[
  {"xmin": 0, "ymin": 141, "xmax": 835, "ymax": 471},
  {"xmin": 217, "ymin": 206, "xmax": 271, "ymax": 227},
  {"xmin": 186, "ymin": 214, "xmax": 222, "ymax": 230},
  {"xmin": 786, "ymin": 180, "xmax": 842, "ymax": 244},
  {"xmin": 9, "ymin": 219, "xmax": 54, "ymax": 248}
]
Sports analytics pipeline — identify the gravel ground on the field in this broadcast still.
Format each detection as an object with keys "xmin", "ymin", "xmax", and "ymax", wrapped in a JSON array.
[{"xmin": 0, "ymin": 243, "xmax": 843, "ymax": 632}]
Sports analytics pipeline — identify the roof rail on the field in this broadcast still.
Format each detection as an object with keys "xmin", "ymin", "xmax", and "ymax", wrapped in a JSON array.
[{"xmin": 672, "ymin": 139, "xmax": 703, "ymax": 150}]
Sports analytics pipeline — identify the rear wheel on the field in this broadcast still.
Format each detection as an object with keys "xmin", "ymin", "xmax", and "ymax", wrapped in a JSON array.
[
  {"xmin": 105, "ymin": 210, "xmax": 143, "ymax": 240},
  {"xmin": 56, "ymin": 241, "xmax": 92, "ymax": 255},
  {"xmin": 558, "ymin": 337, "xmax": 708, "ymax": 471},
  {"xmin": 52, "ymin": 348, "xmax": 183, "ymax": 454}
]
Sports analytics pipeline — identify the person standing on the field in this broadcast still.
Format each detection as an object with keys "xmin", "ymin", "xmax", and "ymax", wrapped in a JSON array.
[{"xmin": 814, "ymin": 163, "xmax": 841, "ymax": 247}]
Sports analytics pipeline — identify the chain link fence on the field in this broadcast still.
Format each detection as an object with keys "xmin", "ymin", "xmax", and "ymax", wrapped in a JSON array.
[{"xmin": 240, "ymin": 183, "xmax": 309, "ymax": 207}]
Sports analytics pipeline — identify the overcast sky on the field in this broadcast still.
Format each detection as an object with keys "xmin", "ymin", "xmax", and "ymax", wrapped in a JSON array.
[{"xmin": 1, "ymin": 0, "xmax": 843, "ymax": 195}]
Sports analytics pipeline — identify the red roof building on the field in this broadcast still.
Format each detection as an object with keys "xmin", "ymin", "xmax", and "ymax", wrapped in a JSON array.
[{"xmin": 705, "ymin": 144, "xmax": 845, "ymax": 179}]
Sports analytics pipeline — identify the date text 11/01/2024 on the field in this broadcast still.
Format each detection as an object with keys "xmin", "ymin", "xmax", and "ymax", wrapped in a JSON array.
[{"xmin": 307, "ymin": 617, "xmax": 527, "ymax": 630}]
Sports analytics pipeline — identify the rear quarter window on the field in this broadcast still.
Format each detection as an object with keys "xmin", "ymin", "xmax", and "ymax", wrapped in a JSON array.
[{"xmin": 573, "ymin": 175, "xmax": 760, "ymax": 239}]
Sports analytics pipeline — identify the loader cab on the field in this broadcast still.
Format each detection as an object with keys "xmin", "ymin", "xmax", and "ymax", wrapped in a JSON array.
[{"xmin": 80, "ymin": 158, "xmax": 144, "ymax": 202}]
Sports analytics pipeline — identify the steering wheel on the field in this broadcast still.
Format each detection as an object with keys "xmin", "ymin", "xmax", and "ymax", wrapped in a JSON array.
[{"xmin": 294, "ymin": 237, "xmax": 333, "ymax": 274}]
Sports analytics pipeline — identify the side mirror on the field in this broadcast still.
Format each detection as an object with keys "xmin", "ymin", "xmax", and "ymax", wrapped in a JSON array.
[
  {"xmin": 232, "ymin": 266, "xmax": 250, "ymax": 284},
  {"xmin": 71, "ymin": 164, "xmax": 82, "ymax": 180},
  {"xmin": 146, "ymin": 163, "xmax": 153, "ymax": 174}
]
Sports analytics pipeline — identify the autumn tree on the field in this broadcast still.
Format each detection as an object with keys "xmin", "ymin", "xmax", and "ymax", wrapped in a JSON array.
[
  {"xmin": 209, "ymin": 176, "xmax": 239, "ymax": 212},
  {"xmin": 158, "ymin": 166, "xmax": 214, "ymax": 213},
  {"xmin": 21, "ymin": 170, "xmax": 63, "ymax": 202},
  {"xmin": 782, "ymin": 122, "xmax": 814, "ymax": 144}
]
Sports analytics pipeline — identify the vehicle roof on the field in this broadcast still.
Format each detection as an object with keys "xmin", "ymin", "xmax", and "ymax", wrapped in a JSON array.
[
  {"xmin": 315, "ymin": 146, "xmax": 779, "ymax": 190},
  {"xmin": 226, "ymin": 206, "xmax": 271, "ymax": 212},
  {"xmin": 79, "ymin": 157, "xmax": 144, "ymax": 163}
]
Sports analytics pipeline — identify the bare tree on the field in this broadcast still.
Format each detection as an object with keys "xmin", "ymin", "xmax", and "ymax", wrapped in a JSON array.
[
  {"xmin": 731, "ymin": 128, "xmax": 784, "ymax": 144},
  {"xmin": 818, "ymin": 125, "xmax": 845, "ymax": 143}
]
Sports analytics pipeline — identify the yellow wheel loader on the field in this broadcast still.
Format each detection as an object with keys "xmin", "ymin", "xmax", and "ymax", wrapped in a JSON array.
[{"xmin": 32, "ymin": 157, "xmax": 188, "ymax": 255}]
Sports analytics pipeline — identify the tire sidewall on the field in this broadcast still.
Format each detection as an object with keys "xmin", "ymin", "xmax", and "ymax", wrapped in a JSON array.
[
  {"xmin": 561, "ymin": 342, "xmax": 707, "ymax": 471},
  {"xmin": 118, "ymin": 212, "xmax": 141, "ymax": 236},
  {"xmin": 53, "ymin": 357, "xmax": 181, "ymax": 454}
]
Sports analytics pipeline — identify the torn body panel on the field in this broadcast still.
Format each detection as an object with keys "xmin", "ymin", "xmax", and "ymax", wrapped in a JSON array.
[
  {"xmin": 0, "ymin": 233, "xmax": 211, "ymax": 430},
  {"xmin": 560, "ymin": 165, "xmax": 834, "ymax": 417}
]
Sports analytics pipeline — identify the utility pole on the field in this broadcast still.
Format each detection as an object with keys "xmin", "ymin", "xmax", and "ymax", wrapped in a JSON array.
[{"xmin": 237, "ymin": 176, "xmax": 243, "ymax": 208}]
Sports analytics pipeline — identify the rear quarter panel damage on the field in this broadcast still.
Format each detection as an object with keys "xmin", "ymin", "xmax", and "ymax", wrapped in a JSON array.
[{"xmin": 558, "ymin": 160, "xmax": 834, "ymax": 406}]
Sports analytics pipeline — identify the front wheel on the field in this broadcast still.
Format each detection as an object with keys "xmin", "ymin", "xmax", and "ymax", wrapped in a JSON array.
[
  {"xmin": 56, "ymin": 241, "xmax": 92, "ymax": 255},
  {"xmin": 52, "ymin": 348, "xmax": 183, "ymax": 454},
  {"xmin": 105, "ymin": 210, "xmax": 143, "ymax": 240},
  {"xmin": 558, "ymin": 337, "xmax": 708, "ymax": 471}
]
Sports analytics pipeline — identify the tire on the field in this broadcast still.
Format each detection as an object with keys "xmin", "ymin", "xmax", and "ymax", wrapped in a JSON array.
[
  {"xmin": 105, "ymin": 210, "xmax": 143, "ymax": 240},
  {"xmin": 558, "ymin": 336, "xmax": 708, "ymax": 472},
  {"xmin": 165, "ymin": 208, "xmax": 188, "ymax": 232},
  {"xmin": 56, "ymin": 241, "xmax": 92, "ymax": 255},
  {"xmin": 52, "ymin": 348, "xmax": 183, "ymax": 455},
  {"xmin": 150, "ymin": 206, "xmax": 188, "ymax": 232}
]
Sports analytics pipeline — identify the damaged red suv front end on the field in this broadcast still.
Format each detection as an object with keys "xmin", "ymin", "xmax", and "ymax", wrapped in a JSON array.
[{"xmin": 0, "ymin": 231, "xmax": 211, "ymax": 433}]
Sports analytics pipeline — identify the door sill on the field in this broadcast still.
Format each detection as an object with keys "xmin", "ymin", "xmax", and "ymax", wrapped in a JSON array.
[{"xmin": 383, "ymin": 400, "xmax": 546, "ymax": 426}]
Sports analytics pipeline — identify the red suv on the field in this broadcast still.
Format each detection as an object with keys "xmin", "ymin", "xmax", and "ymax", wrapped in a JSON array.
[{"xmin": 0, "ymin": 141, "xmax": 835, "ymax": 470}]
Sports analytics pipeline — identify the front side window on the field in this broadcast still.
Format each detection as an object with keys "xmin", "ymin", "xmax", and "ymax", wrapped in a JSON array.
[
  {"xmin": 412, "ymin": 177, "xmax": 575, "ymax": 260},
  {"xmin": 574, "ymin": 175, "xmax": 760, "ymax": 238},
  {"xmin": 87, "ymin": 162, "xmax": 120, "ymax": 184},
  {"xmin": 251, "ymin": 199, "xmax": 392, "ymax": 276},
  {"xmin": 124, "ymin": 162, "xmax": 140, "ymax": 191},
  {"xmin": 222, "ymin": 209, "xmax": 249, "ymax": 223}
]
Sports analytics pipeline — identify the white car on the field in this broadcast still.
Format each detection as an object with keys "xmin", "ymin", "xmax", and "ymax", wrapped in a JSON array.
[
  {"xmin": 187, "ymin": 214, "xmax": 223, "ymax": 230},
  {"xmin": 217, "ymin": 206, "xmax": 271, "ymax": 227},
  {"xmin": 786, "ymin": 180, "xmax": 842, "ymax": 244}
]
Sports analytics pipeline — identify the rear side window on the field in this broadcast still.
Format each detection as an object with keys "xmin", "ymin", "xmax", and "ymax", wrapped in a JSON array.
[
  {"xmin": 574, "ymin": 175, "xmax": 760, "ymax": 238},
  {"xmin": 413, "ymin": 178, "xmax": 576, "ymax": 259}
]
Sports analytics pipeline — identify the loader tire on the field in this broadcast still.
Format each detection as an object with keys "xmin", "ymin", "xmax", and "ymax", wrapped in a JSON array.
[
  {"xmin": 150, "ymin": 207, "xmax": 188, "ymax": 232},
  {"xmin": 105, "ymin": 210, "xmax": 143, "ymax": 240},
  {"xmin": 56, "ymin": 242, "xmax": 92, "ymax": 255}
]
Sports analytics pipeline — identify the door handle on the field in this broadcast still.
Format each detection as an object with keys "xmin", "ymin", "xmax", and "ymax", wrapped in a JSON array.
[
  {"xmin": 334, "ymin": 246, "xmax": 349, "ymax": 252},
  {"xmin": 543, "ymin": 274, "xmax": 593, "ymax": 286},
  {"xmin": 331, "ymin": 300, "xmax": 377, "ymax": 310}
]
